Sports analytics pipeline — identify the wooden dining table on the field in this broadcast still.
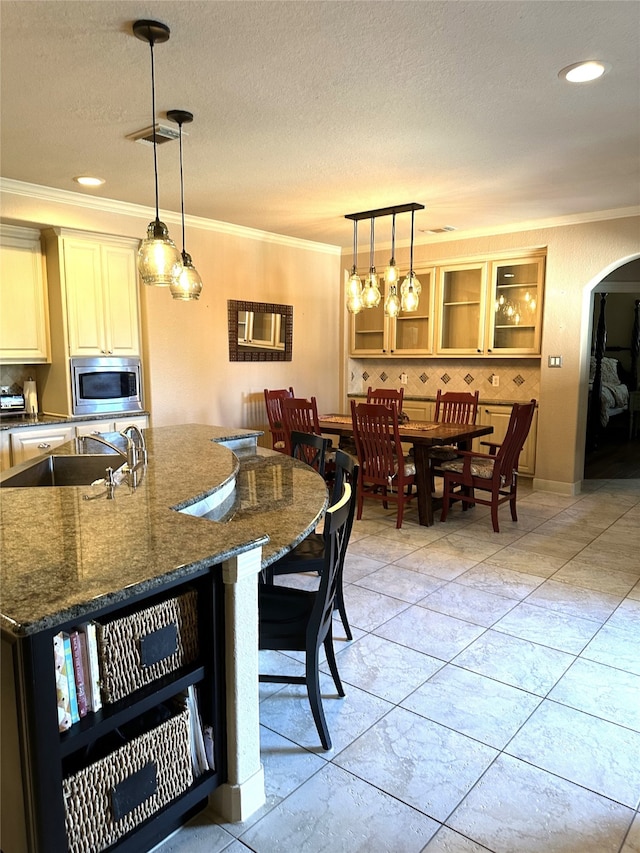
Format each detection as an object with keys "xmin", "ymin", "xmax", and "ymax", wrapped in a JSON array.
[{"xmin": 318, "ymin": 414, "xmax": 493, "ymax": 526}]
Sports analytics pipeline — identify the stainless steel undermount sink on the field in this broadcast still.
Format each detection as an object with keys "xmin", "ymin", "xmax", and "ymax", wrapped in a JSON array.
[{"xmin": 0, "ymin": 454, "xmax": 126, "ymax": 488}]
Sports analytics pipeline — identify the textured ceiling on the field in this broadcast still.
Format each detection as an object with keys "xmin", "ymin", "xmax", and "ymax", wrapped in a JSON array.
[{"xmin": 1, "ymin": 0, "xmax": 639, "ymax": 248}]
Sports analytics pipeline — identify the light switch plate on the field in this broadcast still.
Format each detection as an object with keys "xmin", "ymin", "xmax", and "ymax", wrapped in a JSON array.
[{"xmin": 548, "ymin": 356, "xmax": 563, "ymax": 367}]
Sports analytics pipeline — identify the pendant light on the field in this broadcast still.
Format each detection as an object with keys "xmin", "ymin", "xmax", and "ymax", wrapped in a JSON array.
[
  {"xmin": 167, "ymin": 110, "xmax": 203, "ymax": 300},
  {"xmin": 346, "ymin": 219, "xmax": 364, "ymax": 314},
  {"xmin": 384, "ymin": 283, "xmax": 401, "ymax": 317},
  {"xmin": 133, "ymin": 20, "xmax": 183, "ymax": 287},
  {"xmin": 384, "ymin": 213, "xmax": 399, "ymax": 286},
  {"xmin": 362, "ymin": 218, "xmax": 382, "ymax": 308},
  {"xmin": 400, "ymin": 208, "xmax": 421, "ymax": 313}
]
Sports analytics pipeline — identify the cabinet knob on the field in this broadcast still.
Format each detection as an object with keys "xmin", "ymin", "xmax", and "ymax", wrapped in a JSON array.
[
  {"xmin": 487, "ymin": 348, "xmax": 492, "ymax": 353},
  {"xmin": 477, "ymin": 349, "xmax": 482, "ymax": 353},
  {"xmin": 38, "ymin": 442, "xmax": 50, "ymax": 449}
]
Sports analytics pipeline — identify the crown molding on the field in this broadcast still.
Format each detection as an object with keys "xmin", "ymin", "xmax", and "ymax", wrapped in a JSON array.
[{"xmin": 0, "ymin": 178, "xmax": 341, "ymax": 255}]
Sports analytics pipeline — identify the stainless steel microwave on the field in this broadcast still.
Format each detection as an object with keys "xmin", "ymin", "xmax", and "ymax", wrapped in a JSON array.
[{"xmin": 70, "ymin": 356, "xmax": 143, "ymax": 417}]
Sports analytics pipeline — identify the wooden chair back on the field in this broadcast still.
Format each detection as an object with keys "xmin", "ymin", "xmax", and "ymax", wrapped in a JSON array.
[
  {"xmin": 366, "ymin": 386, "xmax": 404, "ymax": 416},
  {"xmin": 281, "ymin": 396, "xmax": 322, "ymax": 454},
  {"xmin": 290, "ymin": 430, "xmax": 329, "ymax": 475},
  {"xmin": 434, "ymin": 389, "xmax": 479, "ymax": 425},
  {"xmin": 264, "ymin": 387, "xmax": 294, "ymax": 451}
]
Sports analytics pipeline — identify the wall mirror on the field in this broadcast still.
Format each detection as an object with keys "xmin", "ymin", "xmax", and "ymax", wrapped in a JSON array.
[{"xmin": 228, "ymin": 300, "xmax": 293, "ymax": 361}]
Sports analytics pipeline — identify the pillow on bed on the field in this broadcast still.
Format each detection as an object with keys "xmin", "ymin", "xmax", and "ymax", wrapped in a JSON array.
[{"xmin": 590, "ymin": 356, "xmax": 622, "ymax": 386}]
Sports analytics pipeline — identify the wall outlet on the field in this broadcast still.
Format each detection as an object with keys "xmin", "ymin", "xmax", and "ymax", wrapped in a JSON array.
[
  {"xmin": 491, "ymin": 374, "xmax": 500, "ymax": 387},
  {"xmin": 400, "ymin": 372, "xmax": 408, "ymax": 385}
]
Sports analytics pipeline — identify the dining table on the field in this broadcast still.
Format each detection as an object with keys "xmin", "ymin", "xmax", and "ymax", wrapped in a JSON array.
[{"xmin": 318, "ymin": 413, "xmax": 493, "ymax": 526}]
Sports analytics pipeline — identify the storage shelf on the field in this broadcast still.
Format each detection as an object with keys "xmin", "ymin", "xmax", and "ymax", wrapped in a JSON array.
[
  {"xmin": 59, "ymin": 663, "xmax": 206, "ymax": 758},
  {"xmin": 355, "ymin": 329, "xmax": 384, "ymax": 334},
  {"xmin": 494, "ymin": 324, "xmax": 535, "ymax": 330},
  {"xmin": 496, "ymin": 283, "xmax": 537, "ymax": 290},
  {"xmin": 397, "ymin": 315, "xmax": 429, "ymax": 321},
  {"xmin": 443, "ymin": 301, "xmax": 481, "ymax": 306}
]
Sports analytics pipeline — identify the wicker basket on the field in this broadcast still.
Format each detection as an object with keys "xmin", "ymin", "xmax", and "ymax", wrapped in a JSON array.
[
  {"xmin": 62, "ymin": 707, "xmax": 193, "ymax": 853},
  {"xmin": 97, "ymin": 589, "xmax": 199, "ymax": 704}
]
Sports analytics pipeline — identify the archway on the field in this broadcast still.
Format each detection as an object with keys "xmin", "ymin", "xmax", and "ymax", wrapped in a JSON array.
[{"xmin": 583, "ymin": 257, "xmax": 640, "ymax": 479}]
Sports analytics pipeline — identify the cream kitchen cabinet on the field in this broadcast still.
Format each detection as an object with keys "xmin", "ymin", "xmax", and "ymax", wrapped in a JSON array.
[
  {"xmin": 0, "ymin": 225, "xmax": 51, "ymax": 363},
  {"xmin": 473, "ymin": 403, "xmax": 538, "ymax": 475},
  {"xmin": 44, "ymin": 228, "xmax": 140, "ymax": 357},
  {"xmin": 74, "ymin": 414, "xmax": 149, "ymax": 437},
  {"xmin": 435, "ymin": 253, "xmax": 545, "ymax": 357},
  {"xmin": 9, "ymin": 424, "xmax": 75, "ymax": 465},
  {"xmin": 349, "ymin": 268, "xmax": 435, "ymax": 356},
  {"xmin": 0, "ymin": 431, "xmax": 10, "ymax": 472}
]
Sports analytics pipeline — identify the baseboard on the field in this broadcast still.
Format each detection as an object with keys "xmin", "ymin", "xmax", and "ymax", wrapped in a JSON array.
[{"xmin": 532, "ymin": 477, "xmax": 582, "ymax": 495}]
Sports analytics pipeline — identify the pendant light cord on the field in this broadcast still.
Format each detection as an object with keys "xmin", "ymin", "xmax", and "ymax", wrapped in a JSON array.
[
  {"xmin": 409, "ymin": 209, "xmax": 415, "ymax": 272},
  {"xmin": 149, "ymin": 38, "xmax": 160, "ymax": 223},
  {"xmin": 369, "ymin": 218, "xmax": 375, "ymax": 270},
  {"xmin": 178, "ymin": 123, "xmax": 186, "ymax": 254},
  {"xmin": 352, "ymin": 220, "xmax": 358, "ymax": 269},
  {"xmin": 391, "ymin": 213, "xmax": 396, "ymax": 261}
]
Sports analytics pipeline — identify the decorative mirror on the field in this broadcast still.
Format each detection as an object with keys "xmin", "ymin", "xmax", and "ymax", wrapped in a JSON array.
[{"xmin": 228, "ymin": 300, "xmax": 293, "ymax": 361}]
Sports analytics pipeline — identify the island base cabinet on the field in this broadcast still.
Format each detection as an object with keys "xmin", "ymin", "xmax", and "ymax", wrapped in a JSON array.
[{"xmin": 1, "ymin": 571, "xmax": 226, "ymax": 853}]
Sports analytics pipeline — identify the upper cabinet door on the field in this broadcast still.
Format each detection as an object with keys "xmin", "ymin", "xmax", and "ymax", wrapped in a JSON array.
[
  {"xmin": 436, "ymin": 262, "xmax": 487, "ymax": 355},
  {"xmin": 389, "ymin": 267, "xmax": 435, "ymax": 356},
  {"xmin": 61, "ymin": 233, "xmax": 140, "ymax": 357},
  {"xmin": 488, "ymin": 256, "xmax": 545, "ymax": 354},
  {"xmin": 63, "ymin": 239, "xmax": 105, "ymax": 355},
  {"xmin": 0, "ymin": 225, "xmax": 51, "ymax": 363},
  {"xmin": 349, "ymin": 291, "xmax": 388, "ymax": 355}
]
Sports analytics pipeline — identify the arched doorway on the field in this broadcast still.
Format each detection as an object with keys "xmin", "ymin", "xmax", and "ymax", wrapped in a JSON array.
[{"xmin": 584, "ymin": 258, "xmax": 640, "ymax": 479}]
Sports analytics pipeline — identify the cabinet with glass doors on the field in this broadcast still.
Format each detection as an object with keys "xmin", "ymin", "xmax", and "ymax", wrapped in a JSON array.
[{"xmin": 349, "ymin": 268, "xmax": 435, "ymax": 356}]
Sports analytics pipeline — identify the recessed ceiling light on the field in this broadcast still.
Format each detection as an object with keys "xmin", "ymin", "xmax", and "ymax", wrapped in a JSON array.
[
  {"xmin": 559, "ymin": 60, "xmax": 610, "ymax": 83},
  {"xmin": 74, "ymin": 176, "xmax": 105, "ymax": 187}
]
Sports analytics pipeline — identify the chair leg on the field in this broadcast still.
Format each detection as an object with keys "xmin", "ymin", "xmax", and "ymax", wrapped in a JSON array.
[
  {"xmin": 510, "ymin": 482, "xmax": 519, "ymax": 522},
  {"xmin": 396, "ymin": 495, "xmax": 404, "ymax": 529},
  {"xmin": 490, "ymin": 501, "xmax": 500, "ymax": 532},
  {"xmin": 306, "ymin": 648, "xmax": 331, "ymax": 750},
  {"xmin": 335, "ymin": 588, "xmax": 353, "ymax": 641},
  {"xmin": 440, "ymin": 482, "xmax": 450, "ymax": 522},
  {"xmin": 323, "ymin": 631, "xmax": 345, "ymax": 697}
]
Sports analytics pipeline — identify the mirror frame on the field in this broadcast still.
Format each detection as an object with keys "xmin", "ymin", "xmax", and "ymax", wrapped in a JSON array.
[{"xmin": 228, "ymin": 300, "xmax": 293, "ymax": 362}]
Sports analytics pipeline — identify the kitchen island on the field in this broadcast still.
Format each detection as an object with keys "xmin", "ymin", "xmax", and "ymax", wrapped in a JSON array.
[{"xmin": 0, "ymin": 424, "xmax": 329, "ymax": 852}]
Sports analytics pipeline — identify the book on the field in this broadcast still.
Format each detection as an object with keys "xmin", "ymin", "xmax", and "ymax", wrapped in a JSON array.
[
  {"xmin": 53, "ymin": 633, "xmax": 72, "ymax": 732},
  {"xmin": 77, "ymin": 629, "xmax": 92, "ymax": 712},
  {"xmin": 78, "ymin": 622, "xmax": 102, "ymax": 713},
  {"xmin": 69, "ymin": 630, "xmax": 88, "ymax": 718},
  {"xmin": 62, "ymin": 633, "xmax": 79, "ymax": 724}
]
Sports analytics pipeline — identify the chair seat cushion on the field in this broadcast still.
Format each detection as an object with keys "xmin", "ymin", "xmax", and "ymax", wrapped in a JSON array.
[
  {"xmin": 396, "ymin": 459, "xmax": 416, "ymax": 477},
  {"xmin": 440, "ymin": 456, "xmax": 495, "ymax": 479},
  {"xmin": 269, "ymin": 533, "xmax": 325, "ymax": 576},
  {"xmin": 428, "ymin": 445, "xmax": 459, "ymax": 461},
  {"xmin": 273, "ymin": 440, "xmax": 286, "ymax": 450}
]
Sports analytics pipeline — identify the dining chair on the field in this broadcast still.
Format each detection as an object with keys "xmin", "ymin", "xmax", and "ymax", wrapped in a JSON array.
[
  {"xmin": 290, "ymin": 430, "xmax": 330, "ymax": 477},
  {"xmin": 264, "ymin": 387, "xmax": 295, "ymax": 452},
  {"xmin": 366, "ymin": 386, "xmax": 404, "ymax": 416},
  {"xmin": 350, "ymin": 400, "xmax": 416, "ymax": 529},
  {"xmin": 261, "ymin": 449, "xmax": 358, "ymax": 640},
  {"xmin": 281, "ymin": 396, "xmax": 323, "ymax": 455},
  {"xmin": 258, "ymin": 477, "xmax": 353, "ymax": 750},
  {"xmin": 439, "ymin": 399, "xmax": 536, "ymax": 532},
  {"xmin": 429, "ymin": 389, "xmax": 481, "ymax": 481}
]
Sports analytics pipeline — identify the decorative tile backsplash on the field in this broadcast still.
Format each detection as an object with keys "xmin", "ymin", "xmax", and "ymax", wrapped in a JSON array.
[{"xmin": 348, "ymin": 358, "xmax": 540, "ymax": 402}]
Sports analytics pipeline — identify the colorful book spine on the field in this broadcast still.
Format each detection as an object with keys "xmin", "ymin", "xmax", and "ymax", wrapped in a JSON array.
[
  {"xmin": 62, "ymin": 633, "xmax": 79, "ymax": 724},
  {"xmin": 69, "ymin": 630, "xmax": 88, "ymax": 718},
  {"xmin": 53, "ymin": 633, "xmax": 72, "ymax": 732},
  {"xmin": 79, "ymin": 622, "xmax": 102, "ymax": 713}
]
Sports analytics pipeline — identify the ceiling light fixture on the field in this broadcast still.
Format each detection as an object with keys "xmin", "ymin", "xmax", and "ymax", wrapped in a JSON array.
[
  {"xmin": 400, "ymin": 208, "xmax": 421, "ymax": 313},
  {"xmin": 167, "ymin": 110, "xmax": 203, "ymax": 301},
  {"xmin": 74, "ymin": 176, "xmax": 105, "ymax": 187},
  {"xmin": 133, "ymin": 19, "xmax": 183, "ymax": 288},
  {"xmin": 345, "ymin": 203, "xmax": 424, "ymax": 315},
  {"xmin": 362, "ymin": 218, "xmax": 382, "ymax": 309},
  {"xmin": 384, "ymin": 212, "xmax": 399, "ymax": 286},
  {"xmin": 346, "ymin": 219, "xmax": 364, "ymax": 314},
  {"xmin": 559, "ymin": 60, "xmax": 610, "ymax": 83}
]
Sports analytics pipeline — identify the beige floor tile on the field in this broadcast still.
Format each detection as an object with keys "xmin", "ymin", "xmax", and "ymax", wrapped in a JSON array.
[{"xmin": 418, "ymin": 581, "xmax": 517, "ymax": 628}]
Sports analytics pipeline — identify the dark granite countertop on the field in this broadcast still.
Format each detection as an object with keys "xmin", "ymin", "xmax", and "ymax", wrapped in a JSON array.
[
  {"xmin": 0, "ymin": 412, "xmax": 152, "ymax": 430},
  {"xmin": 0, "ymin": 424, "xmax": 328, "ymax": 637}
]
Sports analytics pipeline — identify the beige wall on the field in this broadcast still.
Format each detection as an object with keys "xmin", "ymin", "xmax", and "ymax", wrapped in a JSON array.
[
  {"xmin": 0, "ymin": 184, "xmax": 342, "ymax": 447},
  {"xmin": 349, "ymin": 214, "xmax": 640, "ymax": 492}
]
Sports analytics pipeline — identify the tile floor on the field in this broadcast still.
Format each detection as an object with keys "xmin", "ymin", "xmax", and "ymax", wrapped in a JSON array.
[{"xmin": 159, "ymin": 480, "xmax": 640, "ymax": 853}]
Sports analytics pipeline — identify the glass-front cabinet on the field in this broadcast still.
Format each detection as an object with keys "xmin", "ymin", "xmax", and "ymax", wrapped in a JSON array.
[
  {"xmin": 436, "ymin": 263, "xmax": 486, "ymax": 354},
  {"xmin": 489, "ymin": 257, "xmax": 544, "ymax": 354},
  {"xmin": 436, "ymin": 253, "xmax": 545, "ymax": 356},
  {"xmin": 350, "ymin": 267, "xmax": 435, "ymax": 356}
]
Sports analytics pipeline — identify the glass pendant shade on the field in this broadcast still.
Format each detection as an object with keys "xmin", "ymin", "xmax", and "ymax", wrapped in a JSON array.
[
  {"xmin": 346, "ymin": 266, "xmax": 364, "ymax": 314},
  {"xmin": 170, "ymin": 251, "xmax": 203, "ymax": 300},
  {"xmin": 400, "ymin": 271, "xmax": 420, "ymax": 312},
  {"xmin": 138, "ymin": 219, "xmax": 184, "ymax": 286},
  {"xmin": 362, "ymin": 269, "xmax": 382, "ymax": 308},
  {"xmin": 384, "ymin": 213, "xmax": 399, "ymax": 285},
  {"xmin": 384, "ymin": 283, "xmax": 400, "ymax": 317}
]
